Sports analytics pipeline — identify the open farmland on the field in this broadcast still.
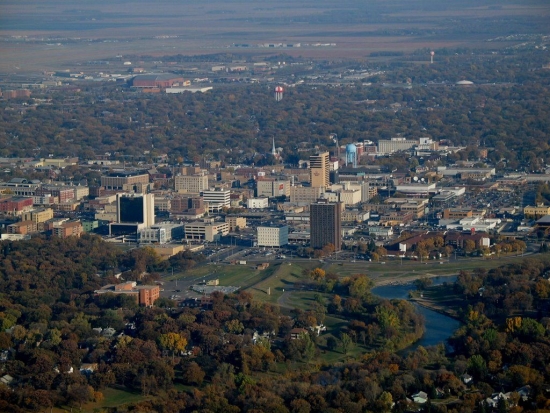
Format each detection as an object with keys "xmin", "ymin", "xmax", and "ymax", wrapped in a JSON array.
[{"xmin": 1, "ymin": 0, "xmax": 549, "ymax": 72}]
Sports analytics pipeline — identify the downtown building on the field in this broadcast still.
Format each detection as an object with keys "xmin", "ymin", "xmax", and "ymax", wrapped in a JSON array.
[
  {"xmin": 174, "ymin": 173, "xmax": 209, "ymax": 193},
  {"xmin": 310, "ymin": 198, "xmax": 342, "ymax": 251},
  {"xmin": 202, "ymin": 189, "xmax": 231, "ymax": 213},
  {"xmin": 257, "ymin": 225, "xmax": 289, "ymax": 247},
  {"xmin": 310, "ymin": 151, "xmax": 330, "ymax": 189},
  {"xmin": 109, "ymin": 193, "xmax": 155, "ymax": 236}
]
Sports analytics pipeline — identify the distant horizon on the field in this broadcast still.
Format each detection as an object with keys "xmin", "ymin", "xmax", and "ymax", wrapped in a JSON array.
[{"xmin": 1, "ymin": 0, "xmax": 549, "ymax": 72}]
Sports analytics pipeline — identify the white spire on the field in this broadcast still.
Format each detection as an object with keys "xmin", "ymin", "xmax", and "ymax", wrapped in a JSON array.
[{"xmin": 272, "ymin": 136, "xmax": 277, "ymax": 156}]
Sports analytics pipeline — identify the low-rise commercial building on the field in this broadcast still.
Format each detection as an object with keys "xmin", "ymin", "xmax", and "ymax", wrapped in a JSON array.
[
  {"xmin": 395, "ymin": 183, "xmax": 437, "ymax": 195},
  {"xmin": 290, "ymin": 186, "xmax": 324, "ymax": 204},
  {"xmin": 95, "ymin": 281, "xmax": 160, "ymax": 306},
  {"xmin": 524, "ymin": 204, "xmax": 550, "ymax": 218},
  {"xmin": 0, "ymin": 179, "xmax": 40, "ymax": 196},
  {"xmin": 184, "ymin": 220, "xmax": 229, "ymax": 242},
  {"xmin": 203, "ymin": 189, "xmax": 231, "ymax": 212},
  {"xmin": 225, "ymin": 216, "xmax": 246, "ymax": 231},
  {"xmin": 257, "ymin": 226, "xmax": 289, "ymax": 247},
  {"xmin": 247, "ymin": 198, "xmax": 269, "ymax": 209},
  {"xmin": 341, "ymin": 210, "xmax": 370, "ymax": 222},
  {"xmin": 138, "ymin": 223, "xmax": 184, "ymax": 244}
]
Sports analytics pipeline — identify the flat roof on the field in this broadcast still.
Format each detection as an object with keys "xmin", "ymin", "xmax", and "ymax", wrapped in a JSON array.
[
  {"xmin": 105, "ymin": 170, "xmax": 148, "ymax": 177},
  {"xmin": 133, "ymin": 74, "xmax": 182, "ymax": 81}
]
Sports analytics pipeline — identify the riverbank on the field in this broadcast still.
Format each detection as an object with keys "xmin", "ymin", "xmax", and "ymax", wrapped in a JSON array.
[
  {"xmin": 372, "ymin": 271, "xmax": 456, "ymax": 287},
  {"xmin": 409, "ymin": 296, "xmax": 462, "ymax": 320},
  {"xmin": 372, "ymin": 281, "xmax": 462, "ymax": 349}
]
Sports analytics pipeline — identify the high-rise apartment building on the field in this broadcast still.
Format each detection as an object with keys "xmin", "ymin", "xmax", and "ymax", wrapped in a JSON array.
[
  {"xmin": 310, "ymin": 151, "xmax": 330, "ymax": 188},
  {"xmin": 310, "ymin": 198, "xmax": 342, "ymax": 251}
]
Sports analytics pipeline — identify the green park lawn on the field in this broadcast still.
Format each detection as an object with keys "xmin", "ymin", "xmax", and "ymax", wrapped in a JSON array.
[{"xmin": 53, "ymin": 386, "xmax": 148, "ymax": 413}]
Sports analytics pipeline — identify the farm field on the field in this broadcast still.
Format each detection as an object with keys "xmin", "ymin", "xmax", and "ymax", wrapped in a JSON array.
[{"xmin": 1, "ymin": 0, "xmax": 549, "ymax": 72}]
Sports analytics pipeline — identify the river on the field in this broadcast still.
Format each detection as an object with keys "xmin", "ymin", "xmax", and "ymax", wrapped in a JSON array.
[{"xmin": 372, "ymin": 276, "xmax": 461, "ymax": 351}]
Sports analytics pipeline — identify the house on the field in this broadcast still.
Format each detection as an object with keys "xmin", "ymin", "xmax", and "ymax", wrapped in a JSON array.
[
  {"xmin": 54, "ymin": 366, "xmax": 74, "ymax": 374},
  {"xmin": 411, "ymin": 391, "xmax": 428, "ymax": 404},
  {"xmin": 309, "ymin": 324, "xmax": 327, "ymax": 336},
  {"xmin": 289, "ymin": 328, "xmax": 308, "ymax": 340},
  {"xmin": 484, "ymin": 392, "xmax": 510, "ymax": 408},
  {"xmin": 80, "ymin": 363, "xmax": 98, "ymax": 375},
  {"xmin": 252, "ymin": 330, "xmax": 274, "ymax": 344},
  {"xmin": 0, "ymin": 374, "xmax": 14, "ymax": 386},
  {"xmin": 102, "ymin": 327, "xmax": 116, "ymax": 338},
  {"xmin": 461, "ymin": 373, "xmax": 473, "ymax": 384},
  {"xmin": 516, "ymin": 385, "xmax": 532, "ymax": 401},
  {"xmin": 435, "ymin": 387, "xmax": 446, "ymax": 398}
]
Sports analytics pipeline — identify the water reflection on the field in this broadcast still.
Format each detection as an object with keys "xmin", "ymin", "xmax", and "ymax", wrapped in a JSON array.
[{"xmin": 372, "ymin": 276, "xmax": 461, "ymax": 351}]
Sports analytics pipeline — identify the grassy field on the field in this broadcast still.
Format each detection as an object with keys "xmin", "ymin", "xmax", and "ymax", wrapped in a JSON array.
[
  {"xmin": 52, "ymin": 386, "xmax": 148, "ymax": 413},
  {"xmin": 325, "ymin": 253, "xmax": 532, "ymax": 285},
  {"xmin": 176, "ymin": 253, "xmax": 535, "ymax": 306},
  {"xmin": 248, "ymin": 261, "xmax": 317, "ymax": 304}
]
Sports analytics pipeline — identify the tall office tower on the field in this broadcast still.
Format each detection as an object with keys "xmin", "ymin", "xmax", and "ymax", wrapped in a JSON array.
[
  {"xmin": 310, "ymin": 151, "xmax": 330, "ymax": 188},
  {"xmin": 117, "ymin": 193, "xmax": 155, "ymax": 227},
  {"xmin": 310, "ymin": 198, "xmax": 342, "ymax": 251}
]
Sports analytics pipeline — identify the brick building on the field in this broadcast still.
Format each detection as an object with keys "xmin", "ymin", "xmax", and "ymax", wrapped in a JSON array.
[
  {"xmin": 131, "ymin": 74, "xmax": 185, "ymax": 89},
  {"xmin": 100, "ymin": 171, "xmax": 150, "ymax": 191},
  {"xmin": 7, "ymin": 221, "xmax": 37, "ymax": 235},
  {"xmin": 52, "ymin": 221, "xmax": 83, "ymax": 238},
  {"xmin": 35, "ymin": 186, "xmax": 75, "ymax": 203},
  {"xmin": 0, "ymin": 197, "xmax": 34, "ymax": 215},
  {"xmin": 95, "ymin": 281, "xmax": 160, "ymax": 306}
]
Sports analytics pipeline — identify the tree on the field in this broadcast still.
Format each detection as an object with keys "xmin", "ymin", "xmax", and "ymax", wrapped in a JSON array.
[
  {"xmin": 497, "ymin": 395, "xmax": 507, "ymax": 413},
  {"xmin": 309, "ymin": 268, "xmax": 326, "ymax": 281},
  {"xmin": 159, "ymin": 332, "xmax": 187, "ymax": 361},
  {"xmin": 348, "ymin": 274, "xmax": 373, "ymax": 299},
  {"xmin": 467, "ymin": 354, "xmax": 488, "ymax": 381},
  {"xmin": 225, "ymin": 319, "xmax": 244, "ymax": 334},
  {"xmin": 414, "ymin": 277, "xmax": 433, "ymax": 291},
  {"xmin": 66, "ymin": 384, "xmax": 95, "ymax": 411},
  {"xmin": 464, "ymin": 240, "xmax": 476, "ymax": 254},
  {"xmin": 326, "ymin": 336, "xmax": 338, "ymax": 351},
  {"xmin": 378, "ymin": 391, "xmax": 393, "ymax": 412},
  {"xmin": 341, "ymin": 333, "xmax": 353, "ymax": 354},
  {"xmin": 182, "ymin": 361, "xmax": 205, "ymax": 385}
]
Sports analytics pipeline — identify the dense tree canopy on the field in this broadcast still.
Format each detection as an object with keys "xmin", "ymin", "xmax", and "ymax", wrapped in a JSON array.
[{"xmin": 1, "ymin": 49, "xmax": 549, "ymax": 173}]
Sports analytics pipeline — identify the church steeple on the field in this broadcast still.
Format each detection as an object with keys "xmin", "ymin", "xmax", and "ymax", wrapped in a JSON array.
[{"xmin": 272, "ymin": 136, "xmax": 277, "ymax": 156}]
